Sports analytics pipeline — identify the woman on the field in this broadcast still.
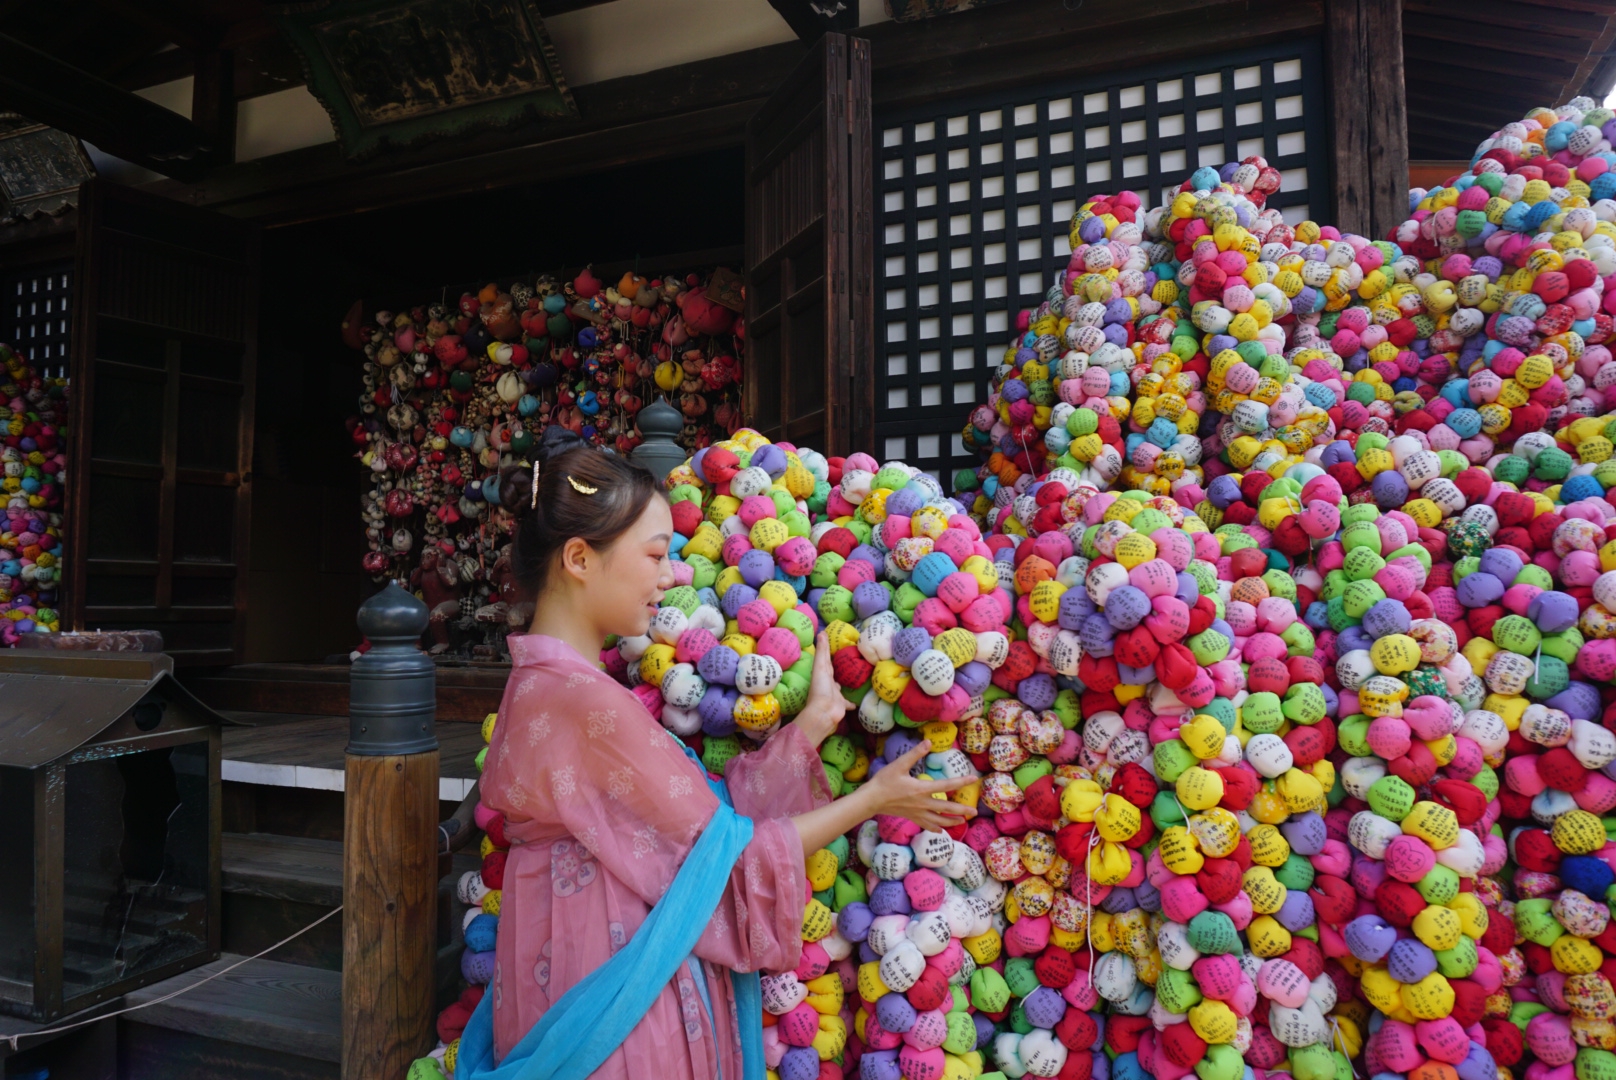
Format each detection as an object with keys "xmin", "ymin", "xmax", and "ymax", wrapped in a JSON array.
[{"xmin": 456, "ymin": 430, "xmax": 974, "ymax": 1080}]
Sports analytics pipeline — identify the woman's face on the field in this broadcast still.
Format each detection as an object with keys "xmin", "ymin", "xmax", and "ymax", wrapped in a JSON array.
[{"xmin": 592, "ymin": 496, "xmax": 676, "ymax": 639}]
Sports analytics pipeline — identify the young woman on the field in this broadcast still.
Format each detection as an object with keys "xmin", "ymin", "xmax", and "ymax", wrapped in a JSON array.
[{"xmin": 455, "ymin": 429, "xmax": 974, "ymax": 1080}]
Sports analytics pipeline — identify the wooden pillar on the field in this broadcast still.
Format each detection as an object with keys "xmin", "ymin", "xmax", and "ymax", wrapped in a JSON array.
[
  {"xmin": 1326, "ymin": 0, "xmax": 1409, "ymax": 239},
  {"xmin": 344, "ymin": 752, "xmax": 439, "ymax": 1078},
  {"xmin": 344, "ymin": 582, "xmax": 439, "ymax": 1079}
]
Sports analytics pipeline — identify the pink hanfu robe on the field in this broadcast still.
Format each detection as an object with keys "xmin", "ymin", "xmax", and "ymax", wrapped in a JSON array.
[{"xmin": 481, "ymin": 633, "xmax": 834, "ymax": 1078}]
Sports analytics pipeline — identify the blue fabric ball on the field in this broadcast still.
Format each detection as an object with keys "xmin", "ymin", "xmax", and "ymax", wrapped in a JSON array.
[
  {"xmin": 1560, "ymin": 855, "xmax": 1614, "ymax": 899},
  {"xmin": 464, "ymin": 913, "xmax": 499, "ymax": 953},
  {"xmin": 1562, "ymin": 475, "xmax": 1605, "ymax": 502}
]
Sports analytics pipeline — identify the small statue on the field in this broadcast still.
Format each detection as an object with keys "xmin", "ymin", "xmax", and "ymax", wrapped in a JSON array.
[{"xmin": 412, "ymin": 546, "xmax": 462, "ymax": 654}]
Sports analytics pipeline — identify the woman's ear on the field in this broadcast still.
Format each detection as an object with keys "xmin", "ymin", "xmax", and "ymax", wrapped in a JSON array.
[{"xmin": 557, "ymin": 535, "xmax": 594, "ymax": 582}]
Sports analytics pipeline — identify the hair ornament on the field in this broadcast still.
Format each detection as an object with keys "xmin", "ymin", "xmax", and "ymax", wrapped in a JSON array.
[
  {"xmin": 531, "ymin": 459, "xmax": 540, "ymax": 508},
  {"xmin": 567, "ymin": 475, "xmax": 599, "ymax": 496}
]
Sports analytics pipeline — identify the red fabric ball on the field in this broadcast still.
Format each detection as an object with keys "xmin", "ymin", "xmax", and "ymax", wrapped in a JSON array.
[
  {"xmin": 1105, "ymin": 1015, "xmax": 1151, "ymax": 1055},
  {"xmin": 1215, "ymin": 764, "xmax": 1259, "ymax": 812},
  {"xmin": 905, "ymin": 964, "xmax": 951, "ymax": 1012},
  {"xmin": 1514, "ymin": 828, "xmax": 1563, "ymax": 872},
  {"xmin": 1023, "ymin": 774, "xmax": 1061, "ymax": 823},
  {"xmin": 1375, "ymin": 880, "xmax": 1426, "ymax": 927},
  {"xmin": 1483, "ymin": 1017, "xmax": 1524, "ymax": 1066},
  {"xmin": 1310, "ymin": 874, "xmax": 1357, "ymax": 925},
  {"xmin": 1449, "ymin": 978, "xmax": 1487, "ymax": 1027},
  {"xmin": 1197, "ymin": 859, "xmax": 1243, "ymax": 904},
  {"xmin": 481, "ymin": 849, "xmax": 507, "ymax": 891},
  {"xmin": 1055, "ymin": 1008, "xmax": 1097, "ymax": 1052},
  {"xmin": 1428, "ymin": 778, "xmax": 1488, "ymax": 826},
  {"xmin": 1111, "ymin": 763, "xmax": 1159, "ymax": 808},
  {"xmin": 1159, "ymin": 1022, "xmax": 1207, "ymax": 1068},
  {"xmin": 1539, "ymin": 747, "xmax": 1589, "ymax": 793},
  {"xmin": 1035, "ymin": 945, "xmax": 1076, "ymax": 989},
  {"xmin": 1285, "ymin": 937, "xmax": 1326, "ymax": 981}
]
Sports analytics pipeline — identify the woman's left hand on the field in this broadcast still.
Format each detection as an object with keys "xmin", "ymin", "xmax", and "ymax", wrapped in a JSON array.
[{"xmin": 795, "ymin": 632, "xmax": 856, "ymax": 749}]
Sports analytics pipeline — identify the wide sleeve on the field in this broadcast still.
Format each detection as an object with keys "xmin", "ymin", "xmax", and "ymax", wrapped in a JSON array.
[
  {"xmin": 490, "ymin": 663, "xmax": 807, "ymax": 975},
  {"xmin": 724, "ymin": 721, "xmax": 836, "ymax": 820}
]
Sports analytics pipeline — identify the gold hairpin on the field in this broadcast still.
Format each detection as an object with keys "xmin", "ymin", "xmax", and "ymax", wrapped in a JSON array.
[
  {"xmin": 567, "ymin": 475, "xmax": 598, "ymax": 495},
  {"xmin": 531, "ymin": 459, "xmax": 540, "ymax": 508}
]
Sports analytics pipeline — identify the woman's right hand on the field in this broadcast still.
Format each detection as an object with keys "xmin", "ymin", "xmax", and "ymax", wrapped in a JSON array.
[{"xmin": 862, "ymin": 741, "xmax": 976, "ymax": 832}]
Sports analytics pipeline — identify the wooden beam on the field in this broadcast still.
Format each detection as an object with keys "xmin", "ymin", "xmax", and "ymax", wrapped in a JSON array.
[
  {"xmin": 192, "ymin": 49, "xmax": 237, "ymax": 166},
  {"xmin": 112, "ymin": 45, "xmax": 194, "ymax": 92},
  {"xmin": 1326, "ymin": 0, "xmax": 1407, "ymax": 240},
  {"xmin": 767, "ymin": 0, "xmax": 859, "ymax": 39},
  {"xmin": 0, "ymin": 33, "xmax": 213, "ymax": 181},
  {"xmin": 1404, "ymin": 0, "xmax": 1606, "ymax": 33},
  {"xmin": 1409, "ymin": 160, "xmax": 1470, "ymax": 188},
  {"xmin": 89, "ymin": 0, "xmax": 217, "ymax": 51},
  {"xmin": 135, "ymin": 0, "xmax": 1327, "ymax": 221},
  {"xmin": 863, "ymin": 0, "xmax": 1325, "ymax": 110},
  {"xmin": 533, "ymin": 0, "xmax": 618, "ymax": 12},
  {"xmin": 1566, "ymin": 8, "xmax": 1616, "ymax": 98}
]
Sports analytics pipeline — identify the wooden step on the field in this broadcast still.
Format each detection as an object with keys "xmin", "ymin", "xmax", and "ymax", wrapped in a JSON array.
[
  {"xmin": 219, "ymin": 832, "xmax": 480, "ymax": 973},
  {"xmin": 122, "ymin": 955, "xmax": 341, "ymax": 1063},
  {"xmin": 224, "ymin": 833, "xmax": 344, "ymax": 908}
]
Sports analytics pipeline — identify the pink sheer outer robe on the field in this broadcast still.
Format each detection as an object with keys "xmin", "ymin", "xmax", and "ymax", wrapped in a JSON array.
[{"xmin": 480, "ymin": 634, "xmax": 834, "ymax": 1078}]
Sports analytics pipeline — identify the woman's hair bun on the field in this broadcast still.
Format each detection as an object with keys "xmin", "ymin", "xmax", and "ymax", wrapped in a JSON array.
[
  {"xmin": 535, "ymin": 424, "xmax": 586, "ymax": 463},
  {"xmin": 499, "ymin": 463, "xmax": 533, "ymax": 510}
]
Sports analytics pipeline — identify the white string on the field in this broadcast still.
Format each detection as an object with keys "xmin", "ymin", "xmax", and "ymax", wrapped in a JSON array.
[
  {"xmin": 1, "ymin": 904, "xmax": 344, "ymax": 1051},
  {"xmin": 1329, "ymin": 1015, "xmax": 1360, "ymax": 1078}
]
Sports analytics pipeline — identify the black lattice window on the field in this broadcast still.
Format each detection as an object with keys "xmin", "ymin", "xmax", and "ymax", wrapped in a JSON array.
[
  {"xmin": 3, "ymin": 263, "xmax": 72, "ymax": 379},
  {"xmin": 875, "ymin": 38, "xmax": 1329, "ymax": 493}
]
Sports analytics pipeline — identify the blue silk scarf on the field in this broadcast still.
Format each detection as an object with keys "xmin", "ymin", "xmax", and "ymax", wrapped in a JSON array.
[{"xmin": 455, "ymin": 741, "xmax": 765, "ymax": 1080}]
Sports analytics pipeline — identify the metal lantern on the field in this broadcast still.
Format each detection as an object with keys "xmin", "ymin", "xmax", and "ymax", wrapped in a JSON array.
[{"xmin": 0, "ymin": 651, "xmax": 230, "ymax": 1022}]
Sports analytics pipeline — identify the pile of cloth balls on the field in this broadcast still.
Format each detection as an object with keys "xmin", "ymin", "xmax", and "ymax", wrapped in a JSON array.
[
  {"xmin": 412, "ymin": 711, "xmax": 505, "ymax": 1080},
  {"xmin": 0, "ymin": 343, "xmax": 66, "ymax": 641},
  {"xmin": 413, "ymin": 95, "xmax": 1616, "ymax": 1080},
  {"xmin": 347, "ymin": 266, "xmax": 745, "ymax": 590}
]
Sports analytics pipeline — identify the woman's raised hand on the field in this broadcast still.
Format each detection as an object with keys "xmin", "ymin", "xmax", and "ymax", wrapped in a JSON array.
[
  {"xmin": 795, "ymin": 632, "xmax": 857, "ymax": 748},
  {"xmin": 862, "ymin": 741, "xmax": 975, "ymax": 832}
]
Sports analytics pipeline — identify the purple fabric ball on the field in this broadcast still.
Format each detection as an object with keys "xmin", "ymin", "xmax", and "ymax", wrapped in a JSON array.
[
  {"xmin": 1478, "ymin": 547, "xmax": 1523, "ymax": 582},
  {"xmin": 1362, "ymin": 598, "xmax": 1412, "ymax": 640},
  {"xmin": 1023, "ymin": 986, "xmax": 1068, "ymax": 1029},
  {"xmin": 739, "ymin": 548, "xmax": 775, "ymax": 588},
  {"xmin": 698, "ymin": 645, "xmax": 740, "ymax": 686},
  {"xmin": 854, "ymin": 581, "xmax": 891, "ymax": 619},
  {"xmin": 461, "ymin": 948, "xmax": 496, "ymax": 984},
  {"xmin": 868, "ymin": 879, "xmax": 911, "ymax": 916},
  {"xmin": 722, "ymin": 583, "xmax": 759, "ymax": 619},
  {"xmin": 954, "ymin": 660, "xmax": 992, "ymax": 696},
  {"xmin": 861, "ymin": 1049, "xmax": 901, "ymax": 1080},
  {"xmin": 1387, "ymin": 938, "xmax": 1438, "ymax": 984},
  {"xmin": 1080, "ymin": 614, "xmax": 1116, "ymax": 656},
  {"xmin": 1058, "ymin": 589, "xmax": 1095, "ymax": 630},
  {"xmin": 1017, "ymin": 673, "xmax": 1056, "ymax": 711},
  {"xmin": 700, "ymin": 687, "xmax": 739, "ymax": 736},
  {"xmin": 1455, "ymin": 571, "xmax": 1504, "ymax": 608},
  {"xmin": 1274, "ymin": 890, "xmax": 1315, "ymax": 934},
  {"xmin": 892, "ymin": 625, "xmax": 933, "ymax": 668},
  {"xmin": 875, "ymin": 992, "xmax": 917, "ymax": 1033},
  {"xmin": 1343, "ymin": 915, "xmax": 1396, "ymax": 962},
  {"xmin": 1528, "ymin": 590, "xmax": 1579, "ymax": 634},
  {"xmin": 1371, "ymin": 470, "xmax": 1409, "ymax": 509},
  {"xmin": 752, "ymin": 444, "xmax": 789, "ymax": 477},
  {"xmin": 1281, "ymin": 811, "xmax": 1327, "ymax": 856},
  {"xmin": 837, "ymin": 901, "xmax": 873, "ymax": 942},
  {"xmin": 1104, "ymin": 586, "xmax": 1150, "ymax": 630}
]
